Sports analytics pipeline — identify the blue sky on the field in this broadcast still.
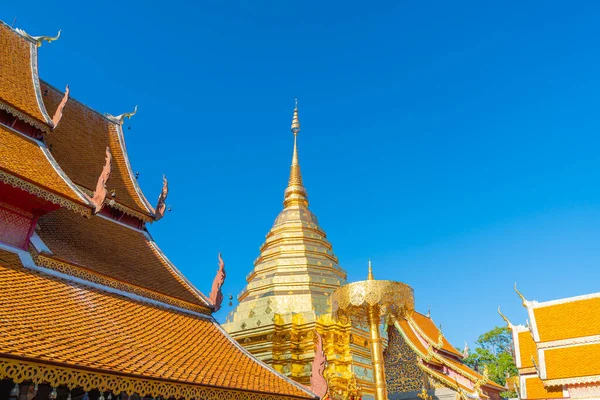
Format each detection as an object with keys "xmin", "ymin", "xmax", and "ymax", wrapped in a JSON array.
[{"xmin": 5, "ymin": 1, "xmax": 600, "ymax": 348}]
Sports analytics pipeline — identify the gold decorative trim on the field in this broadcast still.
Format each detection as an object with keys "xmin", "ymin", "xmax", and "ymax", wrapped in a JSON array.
[
  {"xmin": 544, "ymin": 375, "xmax": 600, "ymax": 387},
  {"xmin": 0, "ymin": 357, "xmax": 313, "ymax": 400},
  {"xmin": 77, "ymin": 185, "xmax": 153, "ymax": 222},
  {"xmin": 417, "ymin": 360, "xmax": 462, "ymax": 394},
  {"xmin": 0, "ymin": 170, "xmax": 90, "ymax": 217},
  {"xmin": 392, "ymin": 320, "xmax": 435, "ymax": 363},
  {"xmin": 30, "ymin": 250, "xmax": 212, "ymax": 315},
  {"xmin": 0, "ymin": 100, "xmax": 49, "ymax": 133},
  {"xmin": 406, "ymin": 315, "xmax": 443, "ymax": 350}
]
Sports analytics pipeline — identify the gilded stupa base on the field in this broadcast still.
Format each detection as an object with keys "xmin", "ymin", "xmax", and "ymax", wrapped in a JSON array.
[{"xmin": 224, "ymin": 312, "xmax": 376, "ymax": 399}]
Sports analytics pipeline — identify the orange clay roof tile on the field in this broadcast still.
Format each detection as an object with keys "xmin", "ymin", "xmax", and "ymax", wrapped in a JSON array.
[
  {"xmin": 410, "ymin": 311, "xmax": 464, "ymax": 357},
  {"xmin": 0, "ymin": 249, "xmax": 314, "ymax": 398},
  {"xmin": 0, "ymin": 124, "xmax": 89, "ymax": 207},
  {"xmin": 517, "ymin": 330, "xmax": 538, "ymax": 370},
  {"xmin": 36, "ymin": 208, "xmax": 209, "ymax": 309},
  {"xmin": 41, "ymin": 82, "xmax": 154, "ymax": 220},
  {"xmin": 533, "ymin": 295, "xmax": 600, "ymax": 342},
  {"xmin": 543, "ymin": 343, "xmax": 600, "ymax": 380},
  {"xmin": 0, "ymin": 23, "xmax": 50, "ymax": 128},
  {"xmin": 523, "ymin": 376, "xmax": 564, "ymax": 399}
]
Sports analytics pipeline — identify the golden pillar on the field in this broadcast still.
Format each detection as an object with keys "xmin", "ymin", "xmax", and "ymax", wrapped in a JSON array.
[{"xmin": 331, "ymin": 261, "xmax": 414, "ymax": 400}]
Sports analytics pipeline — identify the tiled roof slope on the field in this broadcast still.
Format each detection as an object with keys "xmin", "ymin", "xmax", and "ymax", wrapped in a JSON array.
[
  {"xmin": 516, "ymin": 330, "xmax": 538, "ymax": 370},
  {"xmin": 522, "ymin": 376, "xmax": 564, "ymax": 399},
  {"xmin": 41, "ymin": 82, "xmax": 155, "ymax": 221},
  {"xmin": 410, "ymin": 311, "xmax": 464, "ymax": 358},
  {"xmin": 36, "ymin": 208, "xmax": 209, "ymax": 310},
  {"xmin": 532, "ymin": 294, "xmax": 600, "ymax": 342},
  {"xmin": 0, "ymin": 124, "xmax": 91, "ymax": 211},
  {"xmin": 543, "ymin": 343, "xmax": 600, "ymax": 381},
  {"xmin": 0, "ymin": 22, "xmax": 51, "ymax": 129},
  {"xmin": 0, "ymin": 249, "xmax": 315, "ymax": 399}
]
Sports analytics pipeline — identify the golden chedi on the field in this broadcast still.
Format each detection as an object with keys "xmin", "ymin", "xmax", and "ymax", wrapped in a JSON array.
[{"xmin": 223, "ymin": 103, "xmax": 375, "ymax": 399}]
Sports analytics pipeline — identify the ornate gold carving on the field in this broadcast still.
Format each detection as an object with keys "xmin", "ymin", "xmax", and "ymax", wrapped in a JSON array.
[
  {"xmin": 331, "ymin": 280, "xmax": 414, "ymax": 327},
  {"xmin": 0, "ymin": 170, "xmax": 90, "ymax": 217},
  {"xmin": 0, "ymin": 357, "xmax": 307, "ymax": 400},
  {"xmin": 384, "ymin": 324, "xmax": 426, "ymax": 394},
  {"xmin": 30, "ymin": 250, "xmax": 212, "ymax": 315}
]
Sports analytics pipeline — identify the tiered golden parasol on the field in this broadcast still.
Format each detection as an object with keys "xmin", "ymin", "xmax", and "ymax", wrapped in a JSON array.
[{"xmin": 331, "ymin": 261, "xmax": 414, "ymax": 400}]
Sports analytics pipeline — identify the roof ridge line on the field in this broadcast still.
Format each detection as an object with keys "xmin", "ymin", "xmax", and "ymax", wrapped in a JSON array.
[
  {"xmin": 40, "ymin": 80, "xmax": 125, "ymax": 125},
  {"xmin": 5, "ymin": 243, "xmax": 215, "ymax": 321},
  {"xmin": 530, "ymin": 291, "xmax": 600, "ymax": 308},
  {"xmin": 112, "ymin": 123, "xmax": 156, "ymax": 216},
  {"xmin": 146, "ymin": 239, "xmax": 213, "ymax": 308}
]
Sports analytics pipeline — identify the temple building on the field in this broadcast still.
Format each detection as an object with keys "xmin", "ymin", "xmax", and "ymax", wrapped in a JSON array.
[
  {"xmin": 222, "ymin": 106, "xmax": 374, "ymax": 399},
  {"xmin": 384, "ymin": 311, "xmax": 505, "ymax": 400},
  {"xmin": 0, "ymin": 20, "xmax": 317, "ymax": 400},
  {"xmin": 500, "ymin": 288, "xmax": 600, "ymax": 400}
]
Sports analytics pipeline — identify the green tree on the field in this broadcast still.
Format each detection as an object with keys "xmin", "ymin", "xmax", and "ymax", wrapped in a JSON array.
[{"xmin": 463, "ymin": 326, "xmax": 518, "ymax": 398}]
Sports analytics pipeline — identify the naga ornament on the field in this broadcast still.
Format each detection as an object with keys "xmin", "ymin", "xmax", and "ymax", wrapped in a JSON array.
[
  {"xmin": 15, "ymin": 28, "xmax": 61, "ymax": 47},
  {"xmin": 89, "ymin": 147, "xmax": 112, "ymax": 214},
  {"xmin": 209, "ymin": 253, "xmax": 226, "ymax": 312},
  {"xmin": 51, "ymin": 85, "xmax": 70, "ymax": 129},
  {"xmin": 105, "ymin": 105, "xmax": 137, "ymax": 125},
  {"xmin": 310, "ymin": 331, "xmax": 329, "ymax": 399},
  {"xmin": 154, "ymin": 175, "xmax": 168, "ymax": 221}
]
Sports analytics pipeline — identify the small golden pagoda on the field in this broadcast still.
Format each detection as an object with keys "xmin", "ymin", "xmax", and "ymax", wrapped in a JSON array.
[{"xmin": 223, "ymin": 103, "xmax": 375, "ymax": 399}]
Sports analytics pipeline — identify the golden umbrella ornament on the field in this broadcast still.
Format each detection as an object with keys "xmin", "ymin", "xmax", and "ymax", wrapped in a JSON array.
[{"xmin": 330, "ymin": 261, "xmax": 415, "ymax": 400}]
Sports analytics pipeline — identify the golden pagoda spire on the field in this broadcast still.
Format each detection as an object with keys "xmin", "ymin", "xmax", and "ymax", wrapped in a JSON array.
[
  {"xmin": 368, "ymin": 259, "xmax": 374, "ymax": 280},
  {"xmin": 284, "ymin": 100, "xmax": 308, "ymax": 208}
]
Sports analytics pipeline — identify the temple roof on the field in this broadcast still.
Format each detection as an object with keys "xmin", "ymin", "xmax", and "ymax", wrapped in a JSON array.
[
  {"xmin": 520, "ymin": 375, "xmax": 564, "ymax": 399},
  {"xmin": 514, "ymin": 328, "xmax": 538, "ymax": 371},
  {"xmin": 393, "ymin": 312, "xmax": 506, "ymax": 393},
  {"xmin": 0, "ymin": 247, "xmax": 316, "ymax": 399},
  {"xmin": 504, "ymin": 289, "xmax": 600, "ymax": 392},
  {"xmin": 528, "ymin": 292, "xmax": 600, "ymax": 343},
  {"xmin": 409, "ymin": 311, "xmax": 464, "ymax": 358},
  {"xmin": 0, "ymin": 124, "xmax": 92, "ymax": 215},
  {"xmin": 41, "ymin": 82, "xmax": 156, "ymax": 221},
  {"xmin": 0, "ymin": 22, "xmax": 53, "ymax": 130},
  {"xmin": 35, "ymin": 208, "xmax": 210, "ymax": 312},
  {"xmin": 542, "ymin": 343, "xmax": 600, "ymax": 382}
]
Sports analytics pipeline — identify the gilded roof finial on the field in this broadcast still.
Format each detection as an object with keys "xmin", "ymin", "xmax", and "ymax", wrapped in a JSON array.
[
  {"xmin": 284, "ymin": 100, "xmax": 308, "ymax": 208},
  {"xmin": 514, "ymin": 283, "xmax": 529, "ymax": 307},
  {"xmin": 498, "ymin": 306, "xmax": 513, "ymax": 327},
  {"xmin": 367, "ymin": 259, "xmax": 374, "ymax": 280},
  {"xmin": 291, "ymin": 99, "xmax": 300, "ymax": 135}
]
